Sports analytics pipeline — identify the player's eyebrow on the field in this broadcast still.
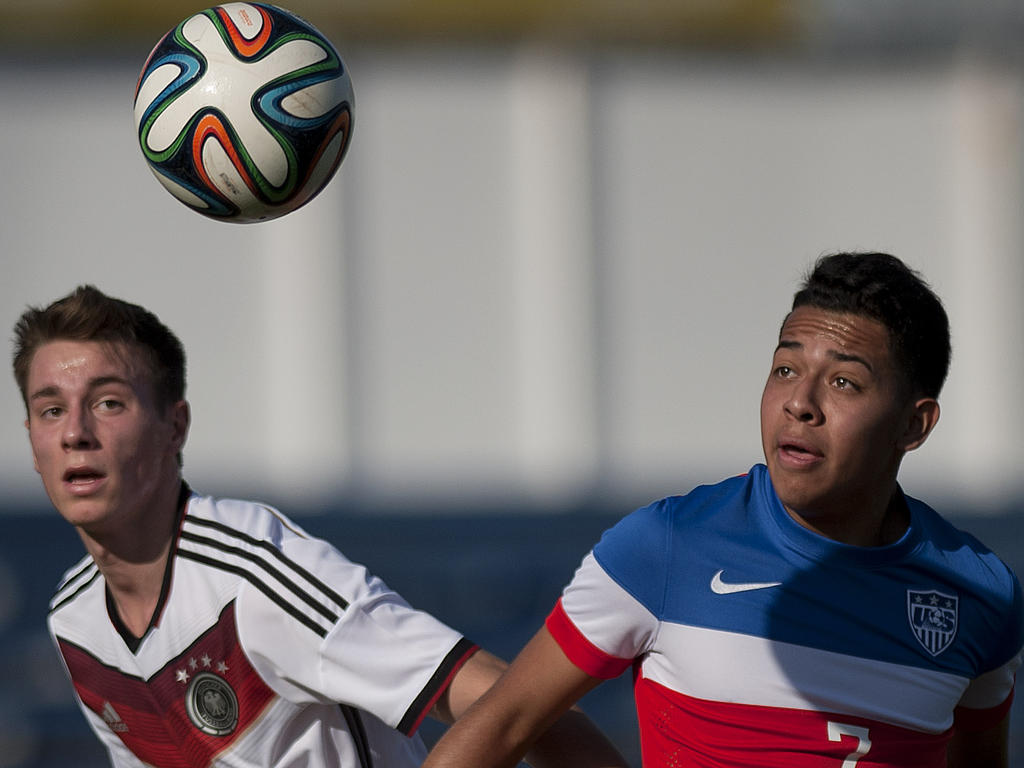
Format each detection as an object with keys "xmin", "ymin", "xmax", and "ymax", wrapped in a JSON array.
[
  {"xmin": 775, "ymin": 340, "xmax": 874, "ymax": 372},
  {"xmin": 28, "ymin": 385, "xmax": 60, "ymax": 403},
  {"xmin": 830, "ymin": 351, "xmax": 874, "ymax": 372},
  {"xmin": 28, "ymin": 376, "xmax": 133, "ymax": 403}
]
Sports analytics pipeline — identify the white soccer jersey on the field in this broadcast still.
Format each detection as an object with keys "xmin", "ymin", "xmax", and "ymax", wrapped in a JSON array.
[{"xmin": 48, "ymin": 488, "xmax": 477, "ymax": 768}]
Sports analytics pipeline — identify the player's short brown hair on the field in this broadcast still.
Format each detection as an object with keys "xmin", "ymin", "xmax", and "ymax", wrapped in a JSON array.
[{"xmin": 12, "ymin": 284, "xmax": 187, "ymax": 410}]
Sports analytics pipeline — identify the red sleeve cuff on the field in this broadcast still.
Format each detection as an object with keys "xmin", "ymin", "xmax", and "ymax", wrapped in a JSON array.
[
  {"xmin": 398, "ymin": 637, "xmax": 480, "ymax": 736},
  {"xmin": 545, "ymin": 598, "xmax": 633, "ymax": 680},
  {"xmin": 954, "ymin": 684, "xmax": 1015, "ymax": 733}
]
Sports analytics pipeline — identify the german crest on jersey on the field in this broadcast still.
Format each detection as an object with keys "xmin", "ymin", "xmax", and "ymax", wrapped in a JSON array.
[
  {"xmin": 185, "ymin": 671, "xmax": 239, "ymax": 736},
  {"xmin": 907, "ymin": 589, "xmax": 958, "ymax": 656}
]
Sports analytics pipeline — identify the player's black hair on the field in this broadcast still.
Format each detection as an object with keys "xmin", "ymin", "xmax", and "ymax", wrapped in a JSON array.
[
  {"xmin": 790, "ymin": 252, "xmax": 951, "ymax": 398},
  {"xmin": 12, "ymin": 284, "xmax": 187, "ymax": 410}
]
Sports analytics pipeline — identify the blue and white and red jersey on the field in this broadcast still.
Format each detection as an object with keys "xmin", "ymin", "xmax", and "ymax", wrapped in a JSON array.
[
  {"xmin": 547, "ymin": 465, "xmax": 1023, "ymax": 767},
  {"xmin": 48, "ymin": 489, "xmax": 478, "ymax": 768}
]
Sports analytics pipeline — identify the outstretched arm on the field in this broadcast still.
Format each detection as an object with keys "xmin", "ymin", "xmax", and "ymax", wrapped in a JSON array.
[{"xmin": 426, "ymin": 627, "xmax": 625, "ymax": 768}]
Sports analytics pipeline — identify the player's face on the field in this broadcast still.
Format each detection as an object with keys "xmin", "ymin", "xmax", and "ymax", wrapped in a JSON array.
[
  {"xmin": 24, "ymin": 340, "xmax": 188, "ymax": 537},
  {"xmin": 759, "ymin": 306, "xmax": 937, "ymax": 544}
]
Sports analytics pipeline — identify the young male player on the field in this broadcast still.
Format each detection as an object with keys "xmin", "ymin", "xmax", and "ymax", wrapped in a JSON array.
[
  {"xmin": 422, "ymin": 252, "xmax": 1024, "ymax": 768},
  {"xmin": 13, "ymin": 285, "xmax": 627, "ymax": 768}
]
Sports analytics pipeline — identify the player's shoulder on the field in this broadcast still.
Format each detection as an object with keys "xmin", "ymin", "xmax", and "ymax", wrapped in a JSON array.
[
  {"xmin": 908, "ymin": 495, "xmax": 1021, "ymax": 601},
  {"xmin": 47, "ymin": 553, "xmax": 109, "ymax": 655},
  {"xmin": 908, "ymin": 497, "xmax": 1024, "ymax": 670},
  {"xmin": 183, "ymin": 491, "xmax": 313, "ymax": 549},
  {"xmin": 605, "ymin": 468, "xmax": 759, "ymax": 538},
  {"xmin": 594, "ymin": 469, "xmax": 759, "ymax": 565},
  {"xmin": 179, "ymin": 490, "xmax": 368, "ymax": 602},
  {"xmin": 49, "ymin": 552, "xmax": 101, "ymax": 616}
]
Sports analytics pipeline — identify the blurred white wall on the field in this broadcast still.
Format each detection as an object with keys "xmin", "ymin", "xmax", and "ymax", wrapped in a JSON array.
[{"xmin": 2, "ymin": 46, "xmax": 1023, "ymax": 513}]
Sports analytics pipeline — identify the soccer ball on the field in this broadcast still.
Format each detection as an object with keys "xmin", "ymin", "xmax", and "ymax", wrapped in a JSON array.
[{"xmin": 134, "ymin": 3, "xmax": 354, "ymax": 223}]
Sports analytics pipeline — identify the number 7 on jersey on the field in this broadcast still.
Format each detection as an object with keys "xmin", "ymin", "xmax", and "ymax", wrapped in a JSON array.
[{"xmin": 827, "ymin": 721, "xmax": 872, "ymax": 766}]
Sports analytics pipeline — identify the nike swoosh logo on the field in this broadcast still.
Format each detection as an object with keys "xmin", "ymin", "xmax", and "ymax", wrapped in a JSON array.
[{"xmin": 710, "ymin": 569, "xmax": 782, "ymax": 595}]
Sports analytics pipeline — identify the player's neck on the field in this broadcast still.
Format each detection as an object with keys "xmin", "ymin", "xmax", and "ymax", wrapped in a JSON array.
[
  {"xmin": 100, "ymin": 537, "xmax": 175, "ymax": 639},
  {"xmin": 78, "ymin": 482, "xmax": 184, "ymax": 639},
  {"xmin": 787, "ymin": 490, "xmax": 910, "ymax": 548}
]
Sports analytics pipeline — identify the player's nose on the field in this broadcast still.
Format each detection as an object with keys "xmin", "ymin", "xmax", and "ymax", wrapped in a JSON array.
[
  {"xmin": 62, "ymin": 406, "xmax": 99, "ymax": 450},
  {"xmin": 784, "ymin": 378, "xmax": 823, "ymax": 425}
]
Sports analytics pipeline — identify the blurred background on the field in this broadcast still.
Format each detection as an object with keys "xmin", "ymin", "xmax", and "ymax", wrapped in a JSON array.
[{"xmin": 2, "ymin": 0, "xmax": 1024, "ymax": 765}]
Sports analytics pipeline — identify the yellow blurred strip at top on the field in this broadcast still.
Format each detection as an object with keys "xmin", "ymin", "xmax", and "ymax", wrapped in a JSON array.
[{"xmin": 0, "ymin": 0, "xmax": 798, "ymax": 49}]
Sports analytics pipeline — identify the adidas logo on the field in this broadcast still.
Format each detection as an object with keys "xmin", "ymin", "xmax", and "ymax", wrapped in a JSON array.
[{"xmin": 101, "ymin": 701, "xmax": 129, "ymax": 733}]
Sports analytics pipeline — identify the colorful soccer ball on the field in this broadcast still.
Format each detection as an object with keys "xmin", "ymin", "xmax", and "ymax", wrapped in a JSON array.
[{"xmin": 134, "ymin": 3, "xmax": 354, "ymax": 223}]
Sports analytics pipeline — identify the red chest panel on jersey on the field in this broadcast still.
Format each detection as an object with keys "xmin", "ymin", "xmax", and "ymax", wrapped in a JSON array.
[
  {"xmin": 635, "ymin": 677, "xmax": 952, "ymax": 768},
  {"xmin": 59, "ymin": 603, "xmax": 275, "ymax": 768}
]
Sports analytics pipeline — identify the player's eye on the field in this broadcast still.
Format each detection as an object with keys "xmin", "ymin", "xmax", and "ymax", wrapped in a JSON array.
[{"xmin": 833, "ymin": 376, "xmax": 860, "ymax": 391}]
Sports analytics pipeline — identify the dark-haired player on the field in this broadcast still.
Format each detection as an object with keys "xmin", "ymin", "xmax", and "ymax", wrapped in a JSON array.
[{"xmin": 423, "ymin": 252, "xmax": 1023, "ymax": 768}]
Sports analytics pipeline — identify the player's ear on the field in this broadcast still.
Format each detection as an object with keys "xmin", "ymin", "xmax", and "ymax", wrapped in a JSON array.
[
  {"xmin": 170, "ymin": 400, "xmax": 190, "ymax": 452},
  {"xmin": 898, "ymin": 397, "xmax": 940, "ymax": 453}
]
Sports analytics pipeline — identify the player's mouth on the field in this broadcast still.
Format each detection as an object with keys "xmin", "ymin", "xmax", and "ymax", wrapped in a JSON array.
[
  {"xmin": 63, "ymin": 467, "xmax": 106, "ymax": 494},
  {"xmin": 776, "ymin": 437, "xmax": 824, "ymax": 469}
]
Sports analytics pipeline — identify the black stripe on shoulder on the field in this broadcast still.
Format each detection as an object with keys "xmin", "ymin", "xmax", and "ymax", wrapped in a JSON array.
[
  {"xmin": 176, "ymin": 549, "xmax": 329, "ymax": 638},
  {"xmin": 340, "ymin": 705, "xmax": 374, "ymax": 768},
  {"xmin": 180, "ymin": 529, "xmax": 341, "ymax": 625},
  {"xmin": 49, "ymin": 568, "xmax": 101, "ymax": 616},
  {"xmin": 56, "ymin": 558, "xmax": 95, "ymax": 593},
  {"xmin": 397, "ymin": 637, "xmax": 478, "ymax": 735},
  {"xmin": 184, "ymin": 515, "xmax": 351, "ymax": 610}
]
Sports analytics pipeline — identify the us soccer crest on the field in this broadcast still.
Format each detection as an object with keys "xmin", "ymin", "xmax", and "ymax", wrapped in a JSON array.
[{"xmin": 907, "ymin": 589, "xmax": 958, "ymax": 656}]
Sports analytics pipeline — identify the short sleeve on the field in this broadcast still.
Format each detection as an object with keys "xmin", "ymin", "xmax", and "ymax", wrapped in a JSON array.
[
  {"xmin": 547, "ymin": 502, "xmax": 671, "ymax": 678},
  {"xmin": 951, "ymin": 551, "xmax": 1024, "ymax": 733},
  {"xmin": 235, "ymin": 533, "xmax": 476, "ymax": 736},
  {"xmin": 954, "ymin": 666, "xmax": 1018, "ymax": 732},
  {"xmin": 955, "ymin": 568, "xmax": 1024, "ymax": 731}
]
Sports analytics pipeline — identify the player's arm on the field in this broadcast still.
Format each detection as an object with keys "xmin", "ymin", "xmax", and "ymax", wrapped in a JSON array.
[
  {"xmin": 946, "ymin": 712, "xmax": 1010, "ymax": 768},
  {"xmin": 425, "ymin": 626, "xmax": 624, "ymax": 768}
]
